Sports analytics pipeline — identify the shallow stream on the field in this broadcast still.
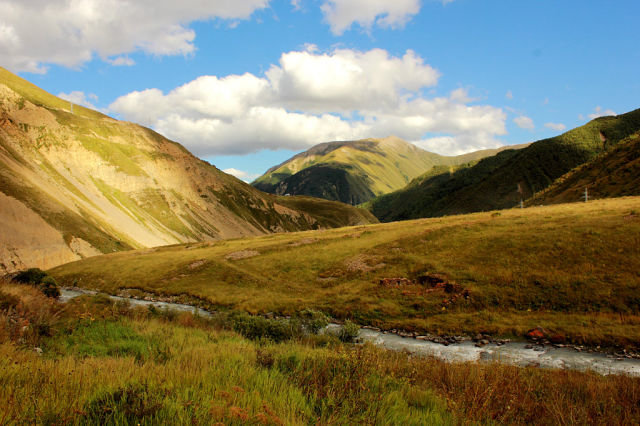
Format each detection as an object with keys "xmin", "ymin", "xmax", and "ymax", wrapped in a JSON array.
[{"xmin": 61, "ymin": 288, "xmax": 640, "ymax": 377}]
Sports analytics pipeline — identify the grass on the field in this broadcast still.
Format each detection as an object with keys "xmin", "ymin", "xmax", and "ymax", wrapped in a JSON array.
[
  {"xmin": 50, "ymin": 196, "xmax": 640, "ymax": 349},
  {"xmin": 252, "ymin": 137, "xmax": 513, "ymax": 205},
  {"xmin": 368, "ymin": 108, "xmax": 640, "ymax": 221},
  {"xmin": 527, "ymin": 133, "xmax": 640, "ymax": 205},
  {"xmin": 2, "ymin": 281, "xmax": 640, "ymax": 425}
]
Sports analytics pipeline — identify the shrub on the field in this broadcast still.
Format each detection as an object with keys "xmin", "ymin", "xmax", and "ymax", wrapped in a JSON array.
[
  {"xmin": 14, "ymin": 268, "xmax": 48, "ymax": 284},
  {"xmin": 230, "ymin": 313, "xmax": 296, "ymax": 343},
  {"xmin": 39, "ymin": 277, "xmax": 60, "ymax": 299},
  {"xmin": 295, "ymin": 308, "xmax": 330, "ymax": 334},
  {"xmin": 338, "ymin": 320, "xmax": 360, "ymax": 342},
  {"xmin": 13, "ymin": 268, "xmax": 60, "ymax": 299}
]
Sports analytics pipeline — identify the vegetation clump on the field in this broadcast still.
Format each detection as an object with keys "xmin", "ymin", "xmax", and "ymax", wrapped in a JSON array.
[
  {"xmin": 338, "ymin": 320, "xmax": 360, "ymax": 342},
  {"xmin": 13, "ymin": 268, "xmax": 60, "ymax": 298}
]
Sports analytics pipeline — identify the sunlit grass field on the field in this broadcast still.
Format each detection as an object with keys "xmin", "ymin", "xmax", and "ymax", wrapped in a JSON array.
[
  {"xmin": 2, "ymin": 282, "xmax": 639, "ymax": 425},
  {"xmin": 50, "ymin": 197, "xmax": 640, "ymax": 348}
]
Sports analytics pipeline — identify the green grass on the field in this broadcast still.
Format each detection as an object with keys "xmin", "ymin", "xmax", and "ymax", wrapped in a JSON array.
[
  {"xmin": 50, "ymin": 196, "xmax": 640, "ymax": 349},
  {"xmin": 253, "ymin": 137, "xmax": 517, "ymax": 205},
  {"xmin": 369, "ymin": 108, "xmax": 640, "ymax": 221},
  {"xmin": 2, "ymin": 282, "xmax": 640, "ymax": 425},
  {"xmin": 78, "ymin": 135, "xmax": 148, "ymax": 177},
  {"xmin": 528, "ymin": 133, "xmax": 640, "ymax": 205}
]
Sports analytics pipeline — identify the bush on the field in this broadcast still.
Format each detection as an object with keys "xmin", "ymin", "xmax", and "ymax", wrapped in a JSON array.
[
  {"xmin": 13, "ymin": 268, "xmax": 60, "ymax": 299},
  {"xmin": 14, "ymin": 268, "xmax": 48, "ymax": 284},
  {"xmin": 230, "ymin": 313, "xmax": 296, "ymax": 343},
  {"xmin": 295, "ymin": 309, "xmax": 330, "ymax": 334},
  {"xmin": 338, "ymin": 320, "xmax": 360, "ymax": 343},
  {"xmin": 39, "ymin": 277, "xmax": 60, "ymax": 299}
]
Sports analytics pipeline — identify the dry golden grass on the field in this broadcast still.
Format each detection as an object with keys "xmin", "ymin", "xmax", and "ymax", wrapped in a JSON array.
[{"xmin": 50, "ymin": 197, "xmax": 640, "ymax": 347}]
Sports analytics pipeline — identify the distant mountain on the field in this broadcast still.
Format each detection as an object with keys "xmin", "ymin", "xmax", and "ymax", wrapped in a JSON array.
[
  {"xmin": 526, "ymin": 133, "xmax": 640, "ymax": 205},
  {"xmin": 0, "ymin": 67, "xmax": 376, "ymax": 273},
  {"xmin": 252, "ymin": 136, "xmax": 524, "ymax": 205},
  {"xmin": 367, "ymin": 108, "xmax": 640, "ymax": 221}
]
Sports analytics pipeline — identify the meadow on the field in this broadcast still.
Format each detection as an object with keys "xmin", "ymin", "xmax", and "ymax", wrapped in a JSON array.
[
  {"xmin": 2, "ymin": 281, "xmax": 639, "ymax": 425},
  {"xmin": 50, "ymin": 197, "xmax": 640, "ymax": 349}
]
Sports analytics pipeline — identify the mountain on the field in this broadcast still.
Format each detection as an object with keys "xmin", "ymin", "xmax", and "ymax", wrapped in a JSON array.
[
  {"xmin": 252, "ymin": 137, "xmax": 524, "ymax": 205},
  {"xmin": 526, "ymin": 132, "xmax": 640, "ymax": 205},
  {"xmin": 367, "ymin": 108, "xmax": 640, "ymax": 222},
  {"xmin": 0, "ymin": 67, "xmax": 376, "ymax": 273}
]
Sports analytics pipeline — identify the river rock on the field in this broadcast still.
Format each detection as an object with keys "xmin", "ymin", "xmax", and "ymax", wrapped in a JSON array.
[{"xmin": 526, "ymin": 327, "xmax": 547, "ymax": 340}]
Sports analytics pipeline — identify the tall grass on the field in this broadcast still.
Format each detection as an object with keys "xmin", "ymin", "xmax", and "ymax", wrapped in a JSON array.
[{"xmin": 1, "ymin": 281, "xmax": 639, "ymax": 425}]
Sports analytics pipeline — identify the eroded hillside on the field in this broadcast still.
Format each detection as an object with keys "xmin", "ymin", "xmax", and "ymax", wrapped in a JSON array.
[{"xmin": 0, "ymin": 68, "xmax": 376, "ymax": 273}]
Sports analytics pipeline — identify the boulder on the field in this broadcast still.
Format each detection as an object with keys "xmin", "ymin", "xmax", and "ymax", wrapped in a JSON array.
[{"xmin": 526, "ymin": 327, "xmax": 547, "ymax": 340}]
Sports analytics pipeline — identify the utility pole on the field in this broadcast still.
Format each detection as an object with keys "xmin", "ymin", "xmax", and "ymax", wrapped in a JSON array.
[
  {"xmin": 70, "ymin": 102, "xmax": 74, "ymax": 114},
  {"xmin": 583, "ymin": 187, "xmax": 588, "ymax": 202},
  {"xmin": 517, "ymin": 183, "xmax": 524, "ymax": 208}
]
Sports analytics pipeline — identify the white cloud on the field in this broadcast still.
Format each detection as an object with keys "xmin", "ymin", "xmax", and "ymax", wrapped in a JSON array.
[
  {"xmin": 107, "ymin": 56, "xmax": 135, "ymax": 67},
  {"xmin": 320, "ymin": 0, "xmax": 421, "ymax": 35},
  {"xmin": 266, "ymin": 46, "xmax": 439, "ymax": 112},
  {"xmin": 544, "ymin": 122, "xmax": 566, "ymax": 132},
  {"xmin": 0, "ymin": 0, "xmax": 270, "ymax": 73},
  {"xmin": 58, "ymin": 91, "xmax": 99, "ymax": 109},
  {"xmin": 587, "ymin": 106, "xmax": 616, "ymax": 120},
  {"xmin": 505, "ymin": 90, "xmax": 513, "ymax": 100},
  {"xmin": 514, "ymin": 115, "xmax": 534, "ymax": 130},
  {"xmin": 110, "ymin": 47, "xmax": 506, "ymax": 157},
  {"xmin": 223, "ymin": 168, "xmax": 259, "ymax": 182}
]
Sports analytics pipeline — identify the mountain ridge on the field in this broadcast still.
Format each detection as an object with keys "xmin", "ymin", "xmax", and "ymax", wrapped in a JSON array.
[
  {"xmin": 367, "ymin": 108, "xmax": 640, "ymax": 221},
  {"xmin": 0, "ymin": 67, "xmax": 376, "ymax": 273},
  {"xmin": 253, "ymin": 136, "xmax": 528, "ymax": 205}
]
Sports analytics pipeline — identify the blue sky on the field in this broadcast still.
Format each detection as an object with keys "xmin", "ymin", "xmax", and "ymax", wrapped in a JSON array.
[{"xmin": 4, "ymin": 0, "xmax": 639, "ymax": 181}]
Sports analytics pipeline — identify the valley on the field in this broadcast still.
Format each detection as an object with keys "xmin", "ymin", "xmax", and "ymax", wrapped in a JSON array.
[{"xmin": 49, "ymin": 196, "xmax": 640, "ymax": 350}]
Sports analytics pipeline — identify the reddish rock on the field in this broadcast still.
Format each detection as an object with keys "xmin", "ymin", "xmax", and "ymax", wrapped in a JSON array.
[
  {"xmin": 526, "ymin": 327, "xmax": 547, "ymax": 340},
  {"xmin": 550, "ymin": 334, "xmax": 566, "ymax": 344}
]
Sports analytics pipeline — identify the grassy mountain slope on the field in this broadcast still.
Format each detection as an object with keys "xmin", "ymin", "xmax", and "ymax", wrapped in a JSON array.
[
  {"xmin": 0, "ymin": 67, "xmax": 376, "ymax": 273},
  {"xmin": 252, "ymin": 137, "xmax": 525, "ymax": 205},
  {"xmin": 50, "ymin": 196, "xmax": 640, "ymax": 348},
  {"xmin": 526, "ymin": 133, "xmax": 640, "ymax": 205},
  {"xmin": 368, "ymin": 109, "xmax": 640, "ymax": 221}
]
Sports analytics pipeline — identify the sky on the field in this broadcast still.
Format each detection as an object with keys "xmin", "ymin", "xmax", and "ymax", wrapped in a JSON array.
[{"xmin": 3, "ymin": 0, "xmax": 639, "ymax": 182}]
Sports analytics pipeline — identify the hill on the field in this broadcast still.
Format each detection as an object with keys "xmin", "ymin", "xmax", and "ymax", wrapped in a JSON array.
[
  {"xmin": 252, "ymin": 137, "xmax": 525, "ymax": 205},
  {"xmin": 0, "ymin": 67, "xmax": 376, "ymax": 273},
  {"xmin": 367, "ymin": 109, "xmax": 640, "ymax": 221},
  {"xmin": 526, "ymin": 133, "xmax": 640, "ymax": 205},
  {"xmin": 50, "ymin": 196, "xmax": 640, "ymax": 349}
]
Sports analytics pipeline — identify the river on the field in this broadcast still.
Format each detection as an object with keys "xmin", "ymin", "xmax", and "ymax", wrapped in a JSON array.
[{"xmin": 60, "ymin": 288, "xmax": 640, "ymax": 377}]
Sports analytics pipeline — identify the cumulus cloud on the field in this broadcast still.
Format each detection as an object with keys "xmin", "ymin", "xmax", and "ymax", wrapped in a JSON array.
[
  {"xmin": 544, "ymin": 122, "xmax": 566, "ymax": 132},
  {"xmin": 266, "ymin": 47, "xmax": 439, "ymax": 112},
  {"xmin": 320, "ymin": 0, "xmax": 421, "ymax": 34},
  {"xmin": 0, "ymin": 0, "xmax": 269, "ymax": 73},
  {"xmin": 110, "ymin": 47, "xmax": 507, "ymax": 156},
  {"xmin": 514, "ymin": 115, "xmax": 534, "ymax": 130},
  {"xmin": 587, "ymin": 106, "xmax": 616, "ymax": 120},
  {"xmin": 58, "ymin": 91, "xmax": 99, "ymax": 109}
]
